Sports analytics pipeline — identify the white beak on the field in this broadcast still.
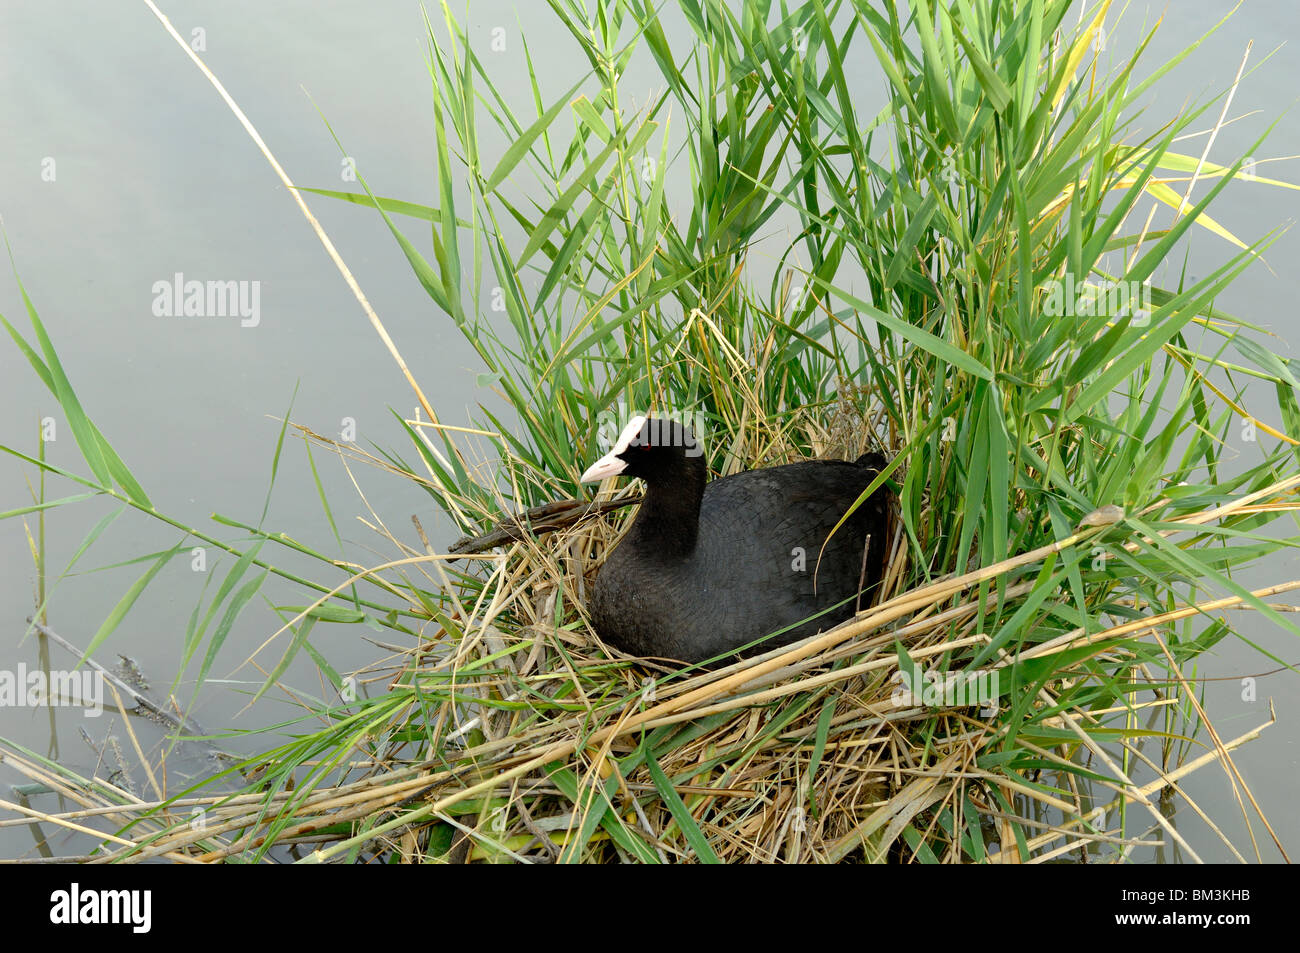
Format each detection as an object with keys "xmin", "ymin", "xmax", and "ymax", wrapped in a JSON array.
[{"xmin": 581, "ymin": 450, "xmax": 629, "ymax": 484}]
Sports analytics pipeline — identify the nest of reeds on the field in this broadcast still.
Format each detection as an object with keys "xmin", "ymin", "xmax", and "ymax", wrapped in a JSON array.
[{"xmin": 4, "ymin": 405, "xmax": 1286, "ymax": 865}]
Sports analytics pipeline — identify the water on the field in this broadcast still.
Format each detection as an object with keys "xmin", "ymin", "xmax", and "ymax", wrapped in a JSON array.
[{"xmin": 1, "ymin": 0, "xmax": 1297, "ymax": 862}]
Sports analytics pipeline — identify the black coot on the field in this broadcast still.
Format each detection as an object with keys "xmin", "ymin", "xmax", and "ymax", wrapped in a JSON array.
[{"xmin": 581, "ymin": 416, "xmax": 891, "ymax": 664}]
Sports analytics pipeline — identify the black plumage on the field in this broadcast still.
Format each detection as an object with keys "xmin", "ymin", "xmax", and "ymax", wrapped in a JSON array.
[{"xmin": 581, "ymin": 417, "xmax": 891, "ymax": 664}]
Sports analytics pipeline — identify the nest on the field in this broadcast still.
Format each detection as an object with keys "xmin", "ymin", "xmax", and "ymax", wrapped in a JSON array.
[{"xmin": 2, "ymin": 421, "xmax": 1287, "ymax": 864}]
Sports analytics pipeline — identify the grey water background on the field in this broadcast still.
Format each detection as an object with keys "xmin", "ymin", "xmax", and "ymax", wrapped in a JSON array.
[{"xmin": 0, "ymin": 0, "xmax": 1297, "ymax": 862}]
